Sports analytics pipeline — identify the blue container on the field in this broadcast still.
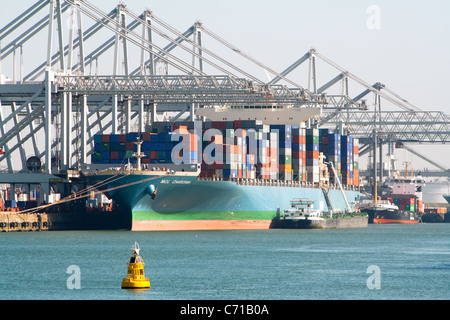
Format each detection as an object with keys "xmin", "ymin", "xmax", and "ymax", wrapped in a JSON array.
[
  {"xmin": 157, "ymin": 134, "xmax": 166, "ymax": 142},
  {"xmin": 279, "ymin": 132, "xmax": 292, "ymax": 141},
  {"xmin": 109, "ymin": 143, "xmax": 118, "ymax": 151},
  {"xmin": 150, "ymin": 134, "xmax": 158, "ymax": 142},
  {"xmin": 306, "ymin": 143, "xmax": 319, "ymax": 151},
  {"xmin": 279, "ymin": 140, "xmax": 292, "ymax": 148},
  {"xmin": 110, "ymin": 134, "xmax": 119, "ymax": 143},
  {"xmin": 94, "ymin": 135, "xmax": 102, "ymax": 143},
  {"xmin": 328, "ymin": 133, "xmax": 341, "ymax": 141},
  {"xmin": 118, "ymin": 151, "xmax": 125, "ymax": 159},
  {"xmin": 165, "ymin": 143, "xmax": 173, "ymax": 151},
  {"xmin": 320, "ymin": 128, "xmax": 332, "ymax": 136},
  {"xmin": 94, "ymin": 144, "xmax": 102, "ymax": 152},
  {"xmin": 165, "ymin": 134, "xmax": 173, "ymax": 142},
  {"xmin": 126, "ymin": 133, "xmax": 139, "ymax": 142},
  {"xmin": 17, "ymin": 201, "xmax": 27, "ymax": 208},
  {"xmin": 270, "ymin": 124, "xmax": 292, "ymax": 132},
  {"xmin": 149, "ymin": 142, "xmax": 158, "ymax": 150},
  {"xmin": 102, "ymin": 151, "xmax": 110, "ymax": 159},
  {"xmin": 5, "ymin": 200, "xmax": 16, "ymax": 208},
  {"xmin": 142, "ymin": 141, "xmax": 151, "ymax": 150}
]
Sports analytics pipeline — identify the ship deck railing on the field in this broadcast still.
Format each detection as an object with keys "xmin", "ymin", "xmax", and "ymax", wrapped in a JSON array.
[{"xmin": 197, "ymin": 177, "xmax": 359, "ymax": 191}]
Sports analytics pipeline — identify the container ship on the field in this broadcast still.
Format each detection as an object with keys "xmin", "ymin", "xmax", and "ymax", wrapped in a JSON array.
[{"xmin": 84, "ymin": 119, "xmax": 361, "ymax": 231}]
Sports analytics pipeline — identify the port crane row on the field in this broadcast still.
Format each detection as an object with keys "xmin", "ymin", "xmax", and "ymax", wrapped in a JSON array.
[{"xmin": 0, "ymin": 0, "xmax": 449, "ymax": 181}]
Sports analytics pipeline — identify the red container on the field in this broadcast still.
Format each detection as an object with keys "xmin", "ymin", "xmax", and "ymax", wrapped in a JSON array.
[
  {"xmin": 142, "ymin": 133, "xmax": 150, "ymax": 141},
  {"xmin": 126, "ymin": 142, "xmax": 134, "ymax": 150},
  {"xmin": 118, "ymin": 134, "xmax": 127, "ymax": 142},
  {"xmin": 101, "ymin": 135, "xmax": 110, "ymax": 142},
  {"xmin": 234, "ymin": 120, "xmax": 242, "ymax": 129},
  {"xmin": 306, "ymin": 150, "xmax": 319, "ymax": 159},
  {"xmin": 190, "ymin": 134, "xmax": 198, "ymax": 151},
  {"xmin": 110, "ymin": 151, "xmax": 119, "ymax": 160}
]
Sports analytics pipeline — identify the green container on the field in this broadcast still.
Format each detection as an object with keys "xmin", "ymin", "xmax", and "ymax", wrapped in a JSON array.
[
  {"xmin": 158, "ymin": 151, "xmax": 166, "ymax": 159},
  {"xmin": 93, "ymin": 152, "xmax": 102, "ymax": 161},
  {"xmin": 306, "ymin": 135, "xmax": 319, "ymax": 144},
  {"xmin": 101, "ymin": 142, "xmax": 110, "ymax": 151},
  {"xmin": 279, "ymin": 155, "xmax": 292, "ymax": 164}
]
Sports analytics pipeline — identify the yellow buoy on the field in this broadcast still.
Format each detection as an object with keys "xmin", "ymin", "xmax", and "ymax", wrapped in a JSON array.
[{"xmin": 121, "ymin": 242, "xmax": 150, "ymax": 289}]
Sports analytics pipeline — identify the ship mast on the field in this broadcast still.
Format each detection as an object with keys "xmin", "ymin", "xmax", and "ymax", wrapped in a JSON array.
[{"xmin": 133, "ymin": 139, "xmax": 145, "ymax": 171}]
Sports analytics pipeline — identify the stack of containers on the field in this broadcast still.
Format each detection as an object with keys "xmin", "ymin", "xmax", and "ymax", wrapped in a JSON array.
[
  {"xmin": 92, "ymin": 122, "xmax": 358, "ymax": 186},
  {"xmin": 235, "ymin": 129, "xmax": 247, "ymax": 179},
  {"xmin": 240, "ymin": 120, "xmax": 265, "ymax": 180},
  {"xmin": 92, "ymin": 128, "xmax": 200, "ymax": 166},
  {"xmin": 341, "ymin": 135, "xmax": 354, "ymax": 185},
  {"xmin": 327, "ymin": 132, "xmax": 341, "ymax": 183},
  {"xmin": 271, "ymin": 125, "xmax": 292, "ymax": 181},
  {"xmin": 353, "ymin": 138, "xmax": 360, "ymax": 186},
  {"xmin": 212, "ymin": 133, "xmax": 224, "ymax": 178},
  {"xmin": 267, "ymin": 132, "xmax": 276, "ymax": 180},
  {"xmin": 417, "ymin": 199, "xmax": 424, "ymax": 213},
  {"xmin": 246, "ymin": 154, "xmax": 256, "ymax": 179},
  {"xmin": 257, "ymin": 132, "xmax": 271, "ymax": 179},
  {"xmin": 245, "ymin": 129, "xmax": 260, "ymax": 180},
  {"xmin": 292, "ymin": 127, "xmax": 306, "ymax": 182},
  {"xmin": 389, "ymin": 196, "xmax": 417, "ymax": 212},
  {"xmin": 223, "ymin": 129, "xmax": 237, "ymax": 179},
  {"xmin": 319, "ymin": 129, "xmax": 331, "ymax": 154},
  {"xmin": 306, "ymin": 128, "xmax": 319, "ymax": 183}
]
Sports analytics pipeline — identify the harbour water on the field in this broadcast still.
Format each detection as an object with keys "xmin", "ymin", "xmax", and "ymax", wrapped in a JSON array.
[{"xmin": 0, "ymin": 224, "xmax": 448, "ymax": 300}]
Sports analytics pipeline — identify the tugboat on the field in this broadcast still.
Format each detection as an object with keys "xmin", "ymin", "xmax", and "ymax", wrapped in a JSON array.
[{"xmin": 121, "ymin": 242, "xmax": 150, "ymax": 289}]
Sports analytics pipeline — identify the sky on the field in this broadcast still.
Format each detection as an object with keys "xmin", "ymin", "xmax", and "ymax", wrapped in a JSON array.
[{"xmin": 0, "ymin": 0, "xmax": 449, "ymax": 176}]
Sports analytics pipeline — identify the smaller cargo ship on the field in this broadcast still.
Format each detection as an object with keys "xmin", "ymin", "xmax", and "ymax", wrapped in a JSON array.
[
  {"xmin": 361, "ymin": 163, "xmax": 423, "ymax": 224},
  {"xmin": 360, "ymin": 200, "xmax": 421, "ymax": 224}
]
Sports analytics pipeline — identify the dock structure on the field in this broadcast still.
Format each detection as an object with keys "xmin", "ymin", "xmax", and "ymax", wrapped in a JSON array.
[{"xmin": 0, "ymin": 0, "xmax": 449, "ymax": 208}]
